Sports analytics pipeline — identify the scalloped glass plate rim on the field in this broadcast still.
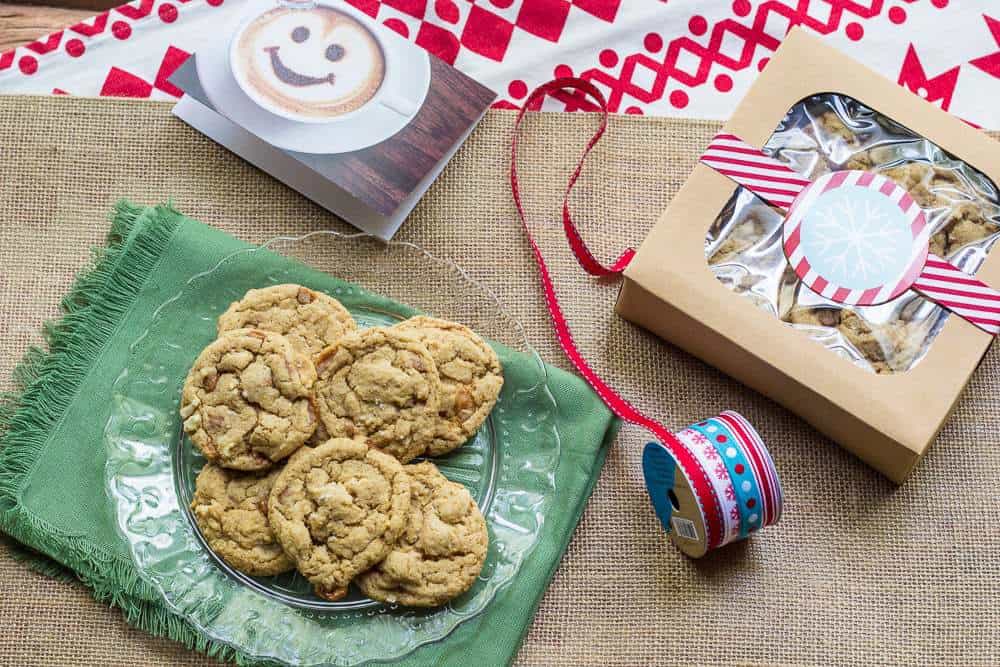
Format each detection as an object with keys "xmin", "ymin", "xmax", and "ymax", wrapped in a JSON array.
[{"xmin": 103, "ymin": 229, "xmax": 561, "ymax": 666}]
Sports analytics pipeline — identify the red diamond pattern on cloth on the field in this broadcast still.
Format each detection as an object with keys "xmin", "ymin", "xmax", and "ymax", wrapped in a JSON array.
[
  {"xmin": 401, "ymin": 0, "xmax": 623, "ymax": 61},
  {"xmin": 100, "ymin": 66, "xmax": 153, "ymax": 97},
  {"xmin": 416, "ymin": 21, "xmax": 462, "ymax": 64},
  {"xmin": 346, "ymin": 0, "xmax": 380, "ymax": 17},
  {"xmin": 462, "ymin": 4, "xmax": 515, "ymax": 61},
  {"xmin": 516, "ymin": 0, "xmax": 572, "ymax": 42},
  {"xmin": 572, "ymin": 0, "xmax": 619, "ymax": 23},
  {"xmin": 434, "ymin": 0, "xmax": 461, "ymax": 25},
  {"xmin": 383, "ymin": 0, "xmax": 427, "ymax": 18},
  {"xmin": 153, "ymin": 46, "xmax": 190, "ymax": 97}
]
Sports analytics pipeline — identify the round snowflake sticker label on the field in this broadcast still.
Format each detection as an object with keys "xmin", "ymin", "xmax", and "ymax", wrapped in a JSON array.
[{"xmin": 783, "ymin": 170, "xmax": 928, "ymax": 306}]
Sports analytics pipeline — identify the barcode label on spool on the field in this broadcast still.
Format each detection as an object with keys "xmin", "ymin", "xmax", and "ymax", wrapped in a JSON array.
[{"xmin": 671, "ymin": 517, "xmax": 698, "ymax": 541}]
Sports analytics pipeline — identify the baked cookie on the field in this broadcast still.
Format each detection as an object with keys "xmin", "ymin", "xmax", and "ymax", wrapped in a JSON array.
[
  {"xmin": 268, "ymin": 438, "xmax": 411, "ymax": 601},
  {"xmin": 218, "ymin": 284, "xmax": 356, "ymax": 358},
  {"xmin": 709, "ymin": 215, "xmax": 765, "ymax": 264},
  {"xmin": 785, "ymin": 305, "xmax": 842, "ymax": 329},
  {"xmin": 784, "ymin": 306, "xmax": 917, "ymax": 374},
  {"xmin": 393, "ymin": 317, "xmax": 503, "ymax": 456},
  {"xmin": 882, "ymin": 163, "xmax": 970, "ymax": 210},
  {"xmin": 939, "ymin": 202, "xmax": 995, "ymax": 255},
  {"xmin": 816, "ymin": 110, "xmax": 858, "ymax": 145},
  {"xmin": 356, "ymin": 462, "xmax": 488, "ymax": 607},
  {"xmin": 190, "ymin": 464, "xmax": 294, "ymax": 577},
  {"xmin": 313, "ymin": 327, "xmax": 441, "ymax": 463},
  {"xmin": 180, "ymin": 328, "xmax": 318, "ymax": 470},
  {"xmin": 306, "ymin": 418, "xmax": 331, "ymax": 447}
]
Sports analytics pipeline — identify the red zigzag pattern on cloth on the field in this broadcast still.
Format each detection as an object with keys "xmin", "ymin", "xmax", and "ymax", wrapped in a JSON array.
[
  {"xmin": 70, "ymin": 13, "xmax": 110, "ymax": 38},
  {"xmin": 897, "ymin": 44, "xmax": 959, "ymax": 110},
  {"xmin": 25, "ymin": 31, "xmax": 64, "ymax": 55},
  {"xmin": 0, "ymin": 0, "xmax": 203, "ymax": 74},
  {"xmin": 571, "ymin": 0, "xmax": 913, "ymax": 112},
  {"xmin": 115, "ymin": 0, "xmax": 157, "ymax": 20}
]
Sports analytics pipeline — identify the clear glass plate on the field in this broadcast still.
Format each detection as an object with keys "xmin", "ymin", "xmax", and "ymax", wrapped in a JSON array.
[{"xmin": 104, "ymin": 231, "xmax": 560, "ymax": 666}]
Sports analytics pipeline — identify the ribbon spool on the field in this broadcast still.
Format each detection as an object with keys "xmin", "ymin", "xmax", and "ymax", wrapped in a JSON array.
[
  {"xmin": 643, "ymin": 411, "xmax": 783, "ymax": 558},
  {"xmin": 510, "ymin": 78, "xmax": 786, "ymax": 559}
]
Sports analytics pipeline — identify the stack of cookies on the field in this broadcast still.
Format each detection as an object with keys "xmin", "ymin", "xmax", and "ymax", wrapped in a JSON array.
[{"xmin": 179, "ymin": 284, "xmax": 503, "ymax": 606}]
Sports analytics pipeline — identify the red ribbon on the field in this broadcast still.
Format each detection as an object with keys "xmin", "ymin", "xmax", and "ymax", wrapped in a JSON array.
[{"xmin": 510, "ymin": 78, "xmax": 725, "ymax": 550}]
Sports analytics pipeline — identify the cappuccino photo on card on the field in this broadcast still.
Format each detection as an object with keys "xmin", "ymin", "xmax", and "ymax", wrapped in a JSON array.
[{"xmin": 169, "ymin": 0, "xmax": 496, "ymax": 239}]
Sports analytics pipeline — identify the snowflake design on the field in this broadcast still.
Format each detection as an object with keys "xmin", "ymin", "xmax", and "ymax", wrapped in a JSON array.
[
  {"xmin": 730, "ymin": 506, "xmax": 741, "ymax": 522},
  {"xmin": 714, "ymin": 462, "xmax": 728, "ymax": 480},
  {"xmin": 725, "ymin": 484, "xmax": 736, "ymax": 502},
  {"xmin": 688, "ymin": 431, "xmax": 709, "ymax": 446},
  {"xmin": 704, "ymin": 444, "xmax": 720, "ymax": 461},
  {"xmin": 809, "ymin": 194, "xmax": 904, "ymax": 284}
]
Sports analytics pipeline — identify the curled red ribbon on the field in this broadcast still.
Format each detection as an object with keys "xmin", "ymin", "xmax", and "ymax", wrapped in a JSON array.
[{"xmin": 509, "ymin": 78, "xmax": 725, "ymax": 550}]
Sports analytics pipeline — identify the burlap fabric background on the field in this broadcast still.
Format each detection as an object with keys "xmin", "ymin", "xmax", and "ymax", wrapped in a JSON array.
[{"xmin": 1, "ymin": 95, "xmax": 998, "ymax": 666}]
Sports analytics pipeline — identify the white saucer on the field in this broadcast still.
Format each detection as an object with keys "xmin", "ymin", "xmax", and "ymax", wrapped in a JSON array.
[{"xmin": 196, "ymin": 0, "xmax": 431, "ymax": 155}]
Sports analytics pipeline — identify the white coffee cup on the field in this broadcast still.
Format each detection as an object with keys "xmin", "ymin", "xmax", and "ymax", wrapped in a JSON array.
[{"xmin": 228, "ymin": 0, "xmax": 421, "ymax": 124}]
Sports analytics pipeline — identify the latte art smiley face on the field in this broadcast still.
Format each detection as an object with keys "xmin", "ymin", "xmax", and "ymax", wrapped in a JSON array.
[{"xmin": 233, "ymin": 6, "xmax": 385, "ymax": 119}]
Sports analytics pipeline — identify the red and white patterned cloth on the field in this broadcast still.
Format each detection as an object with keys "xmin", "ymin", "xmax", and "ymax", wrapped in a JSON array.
[{"xmin": 1, "ymin": 0, "xmax": 998, "ymax": 127}]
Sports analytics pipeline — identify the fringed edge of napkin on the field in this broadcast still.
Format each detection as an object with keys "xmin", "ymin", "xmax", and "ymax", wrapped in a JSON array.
[{"xmin": 0, "ymin": 201, "xmax": 250, "ymax": 665}]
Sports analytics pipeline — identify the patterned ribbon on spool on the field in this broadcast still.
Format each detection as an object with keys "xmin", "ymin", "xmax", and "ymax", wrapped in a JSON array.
[
  {"xmin": 510, "ymin": 78, "xmax": 783, "ymax": 556},
  {"xmin": 700, "ymin": 133, "xmax": 1000, "ymax": 335},
  {"xmin": 644, "ymin": 412, "xmax": 782, "ymax": 557}
]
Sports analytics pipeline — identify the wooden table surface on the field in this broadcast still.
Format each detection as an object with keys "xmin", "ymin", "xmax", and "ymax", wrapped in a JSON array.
[{"xmin": 1, "ymin": 1, "xmax": 111, "ymax": 53}]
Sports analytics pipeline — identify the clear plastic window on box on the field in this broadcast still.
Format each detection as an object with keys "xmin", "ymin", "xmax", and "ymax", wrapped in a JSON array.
[{"xmin": 705, "ymin": 93, "xmax": 1000, "ymax": 373}]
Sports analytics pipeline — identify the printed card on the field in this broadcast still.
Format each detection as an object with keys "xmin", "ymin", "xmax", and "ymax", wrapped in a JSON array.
[{"xmin": 170, "ymin": 0, "xmax": 496, "ymax": 239}]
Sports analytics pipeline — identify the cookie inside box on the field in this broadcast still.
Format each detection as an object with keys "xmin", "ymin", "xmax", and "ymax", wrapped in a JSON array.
[{"xmin": 705, "ymin": 93, "xmax": 1000, "ymax": 374}]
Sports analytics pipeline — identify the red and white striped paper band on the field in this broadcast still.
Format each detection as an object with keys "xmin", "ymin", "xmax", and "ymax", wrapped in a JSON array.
[
  {"xmin": 913, "ymin": 256, "xmax": 1000, "ymax": 335},
  {"xmin": 782, "ymin": 170, "xmax": 930, "ymax": 307},
  {"xmin": 699, "ymin": 133, "xmax": 812, "ymax": 211}
]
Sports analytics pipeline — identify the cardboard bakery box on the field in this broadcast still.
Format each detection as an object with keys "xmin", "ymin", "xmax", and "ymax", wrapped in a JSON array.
[{"xmin": 617, "ymin": 29, "xmax": 1000, "ymax": 483}]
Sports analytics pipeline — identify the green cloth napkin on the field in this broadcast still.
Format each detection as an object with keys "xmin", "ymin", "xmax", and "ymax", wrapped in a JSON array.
[{"xmin": 0, "ymin": 203, "xmax": 619, "ymax": 666}]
